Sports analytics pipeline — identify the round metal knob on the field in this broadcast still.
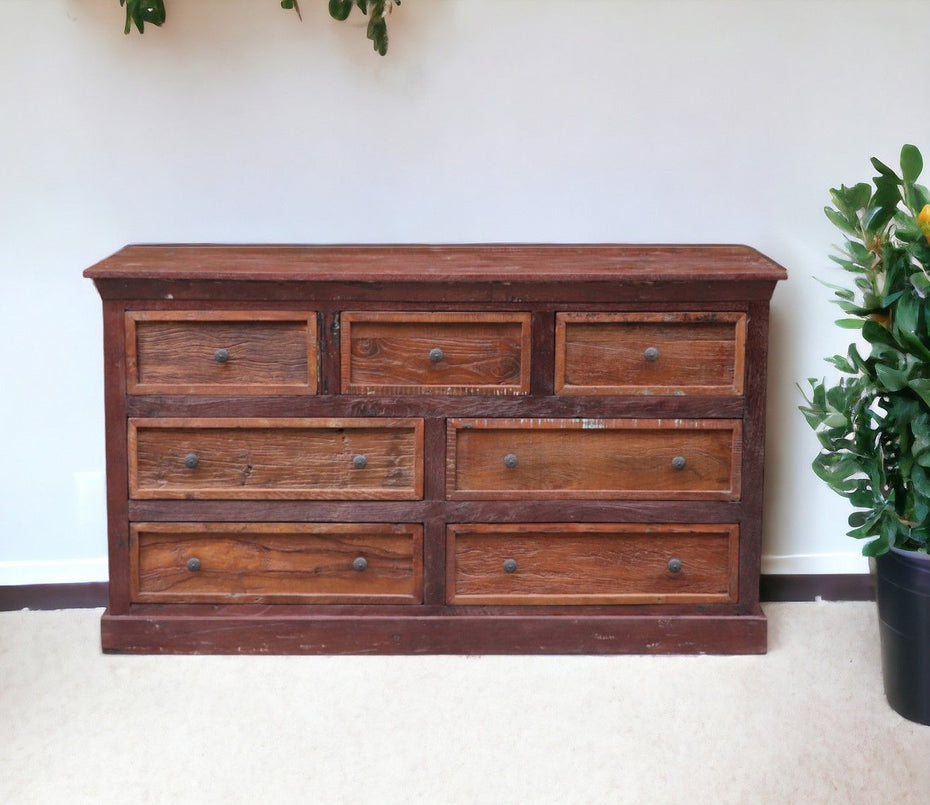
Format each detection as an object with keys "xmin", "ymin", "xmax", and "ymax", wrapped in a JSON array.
[
  {"xmin": 353, "ymin": 557, "xmax": 368, "ymax": 572},
  {"xmin": 184, "ymin": 453, "xmax": 200, "ymax": 469},
  {"xmin": 503, "ymin": 453, "xmax": 518, "ymax": 469},
  {"xmin": 503, "ymin": 558, "xmax": 518, "ymax": 574},
  {"xmin": 186, "ymin": 557, "xmax": 202, "ymax": 572},
  {"xmin": 671, "ymin": 455, "xmax": 687, "ymax": 471},
  {"xmin": 214, "ymin": 348, "xmax": 230, "ymax": 363},
  {"xmin": 429, "ymin": 347, "xmax": 445, "ymax": 363},
  {"xmin": 668, "ymin": 557, "xmax": 683, "ymax": 574},
  {"xmin": 352, "ymin": 455, "xmax": 368, "ymax": 470},
  {"xmin": 644, "ymin": 346, "xmax": 660, "ymax": 362}
]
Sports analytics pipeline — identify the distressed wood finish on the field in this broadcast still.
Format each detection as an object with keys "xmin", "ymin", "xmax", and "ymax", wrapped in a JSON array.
[
  {"xmin": 341, "ymin": 312, "xmax": 531, "ymax": 395},
  {"xmin": 130, "ymin": 522, "xmax": 422, "ymax": 604},
  {"xmin": 447, "ymin": 418, "xmax": 742, "ymax": 500},
  {"xmin": 555, "ymin": 312, "xmax": 746, "ymax": 395},
  {"xmin": 129, "ymin": 417, "xmax": 424, "ymax": 500},
  {"xmin": 85, "ymin": 243, "xmax": 786, "ymax": 655},
  {"xmin": 447, "ymin": 523, "xmax": 738, "ymax": 605},
  {"xmin": 126, "ymin": 311, "xmax": 318, "ymax": 395}
]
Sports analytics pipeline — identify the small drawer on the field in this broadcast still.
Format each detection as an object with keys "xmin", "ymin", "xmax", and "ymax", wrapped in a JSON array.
[
  {"xmin": 126, "ymin": 311, "xmax": 318, "ymax": 394},
  {"xmin": 555, "ymin": 312, "xmax": 746, "ymax": 395},
  {"xmin": 447, "ymin": 418, "xmax": 741, "ymax": 500},
  {"xmin": 341, "ymin": 312, "xmax": 531, "ymax": 395},
  {"xmin": 131, "ymin": 522, "xmax": 423, "ymax": 604},
  {"xmin": 129, "ymin": 417, "xmax": 424, "ymax": 500},
  {"xmin": 447, "ymin": 523, "xmax": 738, "ymax": 605}
]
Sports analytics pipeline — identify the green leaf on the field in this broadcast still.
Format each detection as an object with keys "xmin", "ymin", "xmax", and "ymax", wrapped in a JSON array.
[
  {"xmin": 835, "ymin": 318, "xmax": 864, "ymax": 329},
  {"xmin": 909, "ymin": 379, "xmax": 930, "ymax": 409},
  {"xmin": 871, "ymin": 157, "xmax": 900, "ymax": 180},
  {"xmin": 901, "ymin": 144, "xmax": 923, "ymax": 184},
  {"xmin": 876, "ymin": 363, "xmax": 908, "ymax": 391},
  {"xmin": 862, "ymin": 536, "xmax": 891, "ymax": 556},
  {"xmin": 825, "ymin": 206, "xmax": 858, "ymax": 237},
  {"xmin": 329, "ymin": 0, "xmax": 353, "ymax": 21}
]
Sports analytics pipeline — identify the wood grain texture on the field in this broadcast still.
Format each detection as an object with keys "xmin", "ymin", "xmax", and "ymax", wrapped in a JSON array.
[
  {"xmin": 341, "ymin": 312, "xmax": 531, "ymax": 395},
  {"xmin": 447, "ymin": 523, "xmax": 738, "ymax": 605},
  {"xmin": 129, "ymin": 417, "xmax": 424, "ymax": 500},
  {"xmin": 555, "ymin": 312, "xmax": 746, "ymax": 395},
  {"xmin": 130, "ymin": 522, "xmax": 422, "ymax": 604},
  {"xmin": 447, "ymin": 418, "xmax": 742, "ymax": 500},
  {"xmin": 84, "ymin": 244, "xmax": 788, "ymax": 284},
  {"xmin": 100, "ymin": 608, "xmax": 767, "ymax": 654},
  {"xmin": 126, "ymin": 311, "xmax": 318, "ymax": 395}
]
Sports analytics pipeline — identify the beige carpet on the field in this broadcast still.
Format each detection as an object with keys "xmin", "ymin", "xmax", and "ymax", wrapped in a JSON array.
[{"xmin": 1, "ymin": 602, "xmax": 928, "ymax": 804}]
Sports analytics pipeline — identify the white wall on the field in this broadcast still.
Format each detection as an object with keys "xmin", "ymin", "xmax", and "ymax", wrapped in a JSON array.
[{"xmin": 2, "ymin": 0, "xmax": 928, "ymax": 584}]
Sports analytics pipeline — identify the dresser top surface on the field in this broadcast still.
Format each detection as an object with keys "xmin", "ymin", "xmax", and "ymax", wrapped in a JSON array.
[{"xmin": 84, "ymin": 244, "xmax": 787, "ymax": 284}]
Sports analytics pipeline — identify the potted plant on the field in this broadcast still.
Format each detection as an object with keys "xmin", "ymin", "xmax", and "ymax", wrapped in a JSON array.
[{"xmin": 799, "ymin": 143, "xmax": 930, "ymax": 724}]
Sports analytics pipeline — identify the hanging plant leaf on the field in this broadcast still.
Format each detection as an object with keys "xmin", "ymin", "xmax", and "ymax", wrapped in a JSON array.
[{"xmin": 120, "ymin": 0, "xmax": 165, "ymax": 34}]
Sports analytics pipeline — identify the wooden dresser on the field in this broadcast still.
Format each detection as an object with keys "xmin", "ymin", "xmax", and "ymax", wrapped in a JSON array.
[{"xmin": 84, "ymin": 244, "xmax": 786, "ymax": 654}]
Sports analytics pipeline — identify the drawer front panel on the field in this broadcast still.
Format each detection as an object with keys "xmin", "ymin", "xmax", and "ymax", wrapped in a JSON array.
[
  {"xmin": 447, "ymin": 418, "xmax": 741, "ymax": 500},
  {"xmin": 555, "ymin": 312, "xmax": 746, "ymax": 395},
  {"xmin": 127, "ymin": 311, "xmax": 318, "ymax": 394},
  {"xmin": 129, "ymin": 418, "xmax": 424, "ymax": 500},
  {"xmin": 341, "ymin": 312, "xmax": 531, "ymax": 395},
  {"xmin": 131, "ymin": 523, "xmax": 423, "ymax": 604},
  {"xmin": 447, "ymin": 523, "xmax": 738, "ymax": 605}
]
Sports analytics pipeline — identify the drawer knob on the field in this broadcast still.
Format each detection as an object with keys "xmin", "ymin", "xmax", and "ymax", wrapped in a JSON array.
[
  {"xmin": 184, "ymin": 453, "xmax": 200, "ymax": 469},
  {"xmin": 503, "ymin": 558, "xmax": 518, "ymax": 574},
  {"xmin": 186, "ymin": 557, "xmax": 202, "ymax": 572},
  {"xmin": 667, "ymin": 557, "xmax": 683, "ymax": 574},
  {"xmin": 503, "ymin": 453, "xmax": 518, "ymax": 469},
  {"xmin": 353, "ymin": 557, "xmax": 368, "ymax": 572},
  {"xmin": 213, "ymin": 348, "xmax": 230, "ymax": 363},
  {"xmin": 429, "ymin": 347, "xmax": 445, "ymax": 363},
  {"xmin": 352, "ymin": 454, "xmax": 368, "ymax": 470},
  {"xmin": 671, "ymin": 455, "xmax": 687, "ymax": 471},
  {"xmin": 644, "ymin": 346, "xmax": 660, "ymax": 362}
]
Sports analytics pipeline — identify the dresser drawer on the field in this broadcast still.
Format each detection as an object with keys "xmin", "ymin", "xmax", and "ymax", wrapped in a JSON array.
[
  {"xmin": 341, "ymin": 312, "xmax": 531, "ymax": 395},
  {"xmin": 555, "ymin": 312, "xmax": 746, "ymax": 395},
  {"xmin": 129, "ymin": 418, "xmax": 424, "ymax": 500},
  {"xmin": 447, "ymin": 418, "xmax": 741, "ymax": 500},
  {"xmin": 447, "ymin": 523, "xmax": 738, "ymax": 605},
  {"xmin": 126, "ymin": 311, "xmax": 318, "ymax": 394},
  {"xmin": 130, "ymin": 522, "xmax": 423, "ymax": 604}
]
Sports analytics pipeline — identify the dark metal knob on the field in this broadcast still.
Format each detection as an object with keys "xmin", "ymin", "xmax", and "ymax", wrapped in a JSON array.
[
  {"xmin": 186, "ymin": 557, "xmax": 202, "ymax": 572},
  {"xmin": 644, "ymin": 346, "xmax": 660, "ymax": 362},
  {"xmin": 503, "ymin": 558, "xmax": 518, "ymax": 574},
  {"xmin": 214, "ymin": 348, "xmax": 230, "ymax": 363},
  {"xmin": 503, "ymin": 453, "xmax": 518, "ymax": 469},
  {"xmin": 353, "ymin": 557, "xmax": 368, "ymax": 572},
  {"xmin": 184, "ymin": 453, "xmax": 200, "ymax": 469},
  {"xmin": 668, "ymin": 557, "xmax": 683, "ymax": 574},
  {"xmin": 429, "ymin": 347, "xmax": 445, "ymax": 363},
  {"xmin": 671, "ymin": 455, "xmax": 687, "ymax": 471},
  {"xmin": 352, "ymin": 455, "xmax": 368, "ymax": 469}
]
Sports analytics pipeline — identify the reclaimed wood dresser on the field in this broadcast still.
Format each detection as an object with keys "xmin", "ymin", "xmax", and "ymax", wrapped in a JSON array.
[{"xmin": 84, "ymin": 244, "xmax": 786, "ymax": 654}]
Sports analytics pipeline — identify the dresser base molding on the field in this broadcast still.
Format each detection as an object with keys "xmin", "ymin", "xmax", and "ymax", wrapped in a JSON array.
[{"xmin": 100, "ymin": 607, "xmax": 767, "ymax": 655}]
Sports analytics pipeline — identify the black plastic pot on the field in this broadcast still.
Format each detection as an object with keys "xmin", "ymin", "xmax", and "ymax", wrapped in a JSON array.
[{"xmin": 875, "ymin": 547, "xmax": 930, "ymax": 725}]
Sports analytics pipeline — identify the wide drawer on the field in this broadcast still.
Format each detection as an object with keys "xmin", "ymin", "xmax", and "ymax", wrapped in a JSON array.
[
  {"xmin": 126, "ymin": 311, "xmax": 318, "ymax": 394},
  {"xmin": 341, "ymin": 312, "xmax": 531, "ymax": 395},
  {"xmin": 447, "ymin": 523, "xmax": 738, "ymax": 604},
  {"xmin": 129, "ymin": 418, "xmax": 424, "ymax": 500},
  {"xmin": 447, "ymin": 418, "xmax": 741, "ymax": 500},
  {"xmin": 555, "ymin": 312, "xmax": 746, "ymax": 395},
  {"xmin": 130, "ymin": 522, "xmax": 423, "ymax": 604}
]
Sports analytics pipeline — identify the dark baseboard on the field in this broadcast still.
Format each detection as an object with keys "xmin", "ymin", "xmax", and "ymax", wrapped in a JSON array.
[
  {"xmin": 0, "ymin": 575, "xmax": 874, "ymax": 612},
  {"xmin": 759, "ymin": 573, "xmax": 874, "ymax": 602},
  {"xmin": 0, "ymin": 582, "xmax": 108, "ymax": 612}
]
